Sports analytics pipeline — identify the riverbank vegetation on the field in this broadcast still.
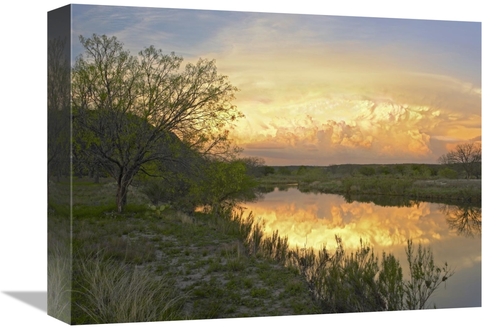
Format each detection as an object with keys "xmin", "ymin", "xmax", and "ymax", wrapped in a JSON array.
[
  {"xmin": 255, "ymin": 161, "xmax": 481, "ymax": 207},
  {"xmin": 49, "ymin": 180, "xmax": 321, "ymax": 324},
  {"xmin": 48, "ymin": 178, "xmax": 455, "ymax": 324}
]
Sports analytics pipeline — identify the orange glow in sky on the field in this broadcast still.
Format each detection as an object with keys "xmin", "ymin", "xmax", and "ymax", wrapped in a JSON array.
[{"xmin": 71, "ymin": 6, "xmax": 481, "ymax": 165}]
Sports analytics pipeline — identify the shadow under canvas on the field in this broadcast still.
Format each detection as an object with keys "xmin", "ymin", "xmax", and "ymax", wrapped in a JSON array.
[{"xmin": 3, "ymin": 291, "xmax": 47, "ymax": 313}]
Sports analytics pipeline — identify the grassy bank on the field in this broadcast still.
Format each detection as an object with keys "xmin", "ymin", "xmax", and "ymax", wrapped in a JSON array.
[
  {"xmin": 257, "ymin": 165, "xmax": 481, "ymax": 206},
  {"xmin": 49, "ymin": 179, "xmax": 321, "ymax": 324},
  {"xmin": 48, "ymin": 178, "xmax": 455, "ymax": 324}
]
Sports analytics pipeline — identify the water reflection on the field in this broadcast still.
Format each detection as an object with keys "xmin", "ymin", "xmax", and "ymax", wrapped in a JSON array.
[
  {"xmin": 439, "ymin": 204, "xmax": 482, "ymax": 238},
  {"xmin": 240, "ymin": 187, "xmax": 481, "ymax": 308},
  {"xmin": 243, "ymin": 187, "xmax": 456, "ymax": 251}
]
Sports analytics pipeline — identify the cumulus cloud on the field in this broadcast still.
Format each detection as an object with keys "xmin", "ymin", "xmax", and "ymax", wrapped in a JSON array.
[
  {"xmin": 233, "ymin": 88, "xmax": 480, "ymax": 164},
  {"xmin": 70, "ymin": 6, "xmax": 481, "ymax": 165}
]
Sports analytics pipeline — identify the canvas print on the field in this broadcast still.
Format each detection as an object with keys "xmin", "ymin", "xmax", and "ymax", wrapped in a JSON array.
[{"xmin": 47, "ymin": 4, "xmax": 481, "ymax": 325}]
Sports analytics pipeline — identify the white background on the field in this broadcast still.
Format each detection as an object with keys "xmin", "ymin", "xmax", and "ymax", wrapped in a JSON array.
[{"xmin": 0, "ymin": 1, "xmax": 497, "ymax": 328}]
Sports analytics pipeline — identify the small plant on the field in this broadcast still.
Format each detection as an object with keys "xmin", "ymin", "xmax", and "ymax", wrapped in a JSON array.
[
  {"xmin": 149, "ymin": 204, "xmax": 169, "ymax": 218},
  {"xmin": 403, "ymin": 240, "xmax": 454, "ymax": 309}
]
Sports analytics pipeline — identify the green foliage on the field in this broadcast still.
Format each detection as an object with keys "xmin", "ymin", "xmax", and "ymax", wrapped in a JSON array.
[
  {"xmin": 300, "ymin": 167, "xmax": 328, "ymax": 184},
  {"xmin": 72, "ymin": 34, "xmax": 242, "ymax": 212},
  {"xmin": 262, "ymin": 166, "xmax": 275, "ymax": 176},
  {"xmin": 378, "ymin": 253, "xmax": 404, "ymax": 310},
  {"xmin": 310, "ymin": 237, "xmax": 385, "ymax": 313},
  {"xmin": 149, "ymin": 204, "xmax": 170, "ymax": 218},
  {"xmin": 277, "ymin": 167, "xmax": 292, "ymax": 175},
  {"xmin": 410, "ymin": 164, "xmax": 431, "ymax": 177},
  {"xmin": 394, "ymin": 164, "xmax": 407, "ymax": 176},
  {"xmin": 68, "ymin": 182, "xmax": 322, "ymax": 322},
  {"xmin": 191, "ymin": 159, "xmax": 258, "ymax": 211},
  {"xmin": 140, "ymin": 172, "xmax": 197, "ymax": 211},
  {"xmin": 140, "ymin": 157, "xmax": 259, "ymax": 214},
  {"xmin": 239, "ymin": 157, "xmax": 266, "ymax": 178},
  {"xmin": 439, "ymin": 167, "xmax": 458, "ymax": 179},
  {"xmin": 268, "ymin": 233, "xmax": 454, "ymax": 313},
  {"xmin": 342, "ymin": 176, "xmax": 414, "ymax": 196},
  {"xmin": 359, "ymin": 166, "xmax": 376, "ymax": 176},
  {"xmin": 296, "ymin": 166, "xmax": 308, "ymax": 176},
  {"xmin": 377, "ymin": 166, "xmax": 392, "ymax": 175},
  {"xmin": 404, "ymin": 240, "xmax": 454, "ymax": 309},
  {"xmin": 140, "ymin": 179, "xmax": 171, "ymax": 206}
]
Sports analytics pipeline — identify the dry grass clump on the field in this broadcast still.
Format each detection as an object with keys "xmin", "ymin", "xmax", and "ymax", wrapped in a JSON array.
[
  {"xmin": 75, "ymin": 254, "xmax": 187, "ymax": 324},
  {"xmin": 47, "ymin": 242, "xmax": 71, "ymax": 322},
  {"xmin": 48, "ymin": 214, "xmax": 72, "ymax": 323}
]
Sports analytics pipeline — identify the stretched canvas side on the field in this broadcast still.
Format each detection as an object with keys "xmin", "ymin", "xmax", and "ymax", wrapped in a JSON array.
[{"xmin": 47, "ymin": 5, "xmax": 72, "ymax": 324}]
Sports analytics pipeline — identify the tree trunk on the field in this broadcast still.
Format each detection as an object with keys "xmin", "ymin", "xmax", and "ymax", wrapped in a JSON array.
[
  {"xmin": 115, "ymin": 169, "xmax": 137, "ymax": 213},
  {"xmin": 93, "ymin": 171, "xmax": 100, "ymax": 184},
  {"xmin": 116, "ymin": 181, "xmax": 128, "ymax": 213}
]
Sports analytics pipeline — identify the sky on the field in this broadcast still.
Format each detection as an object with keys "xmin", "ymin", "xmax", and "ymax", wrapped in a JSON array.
[{"xmin": 70, "ymin": 4, "xmax": 481, "ymax": 166}]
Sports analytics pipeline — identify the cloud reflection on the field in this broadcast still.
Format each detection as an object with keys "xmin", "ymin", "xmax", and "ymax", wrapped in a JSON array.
[{"xmin": 241, "ymin": 188, "xmax": 481, "ymax": 274}]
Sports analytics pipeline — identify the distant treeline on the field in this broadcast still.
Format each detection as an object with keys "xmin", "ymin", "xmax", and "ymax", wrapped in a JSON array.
[{"xmin": 258, "ymin": 162, "xmax": 480, "ymax": 179}]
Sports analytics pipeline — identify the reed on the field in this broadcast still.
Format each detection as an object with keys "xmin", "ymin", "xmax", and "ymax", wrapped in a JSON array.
[{"xmin": 230, "ymin": 210, "xmax": 454, "ymax": 312}]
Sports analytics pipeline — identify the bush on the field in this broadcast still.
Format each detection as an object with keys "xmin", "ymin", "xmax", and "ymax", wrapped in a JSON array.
[
  {"xmin": 439, "ymin": 167, "xmax": 458, "ymax": 179},
  {"xmin": 262, "ymin": 166, "xmax": 275, "ymax": 176},
  {"xmin": 359, "ymin": 166, "xmax": 376, "ymax": 176},
  {"xmin": 140, "ymin": 179, "xmax": 170, "ymax": 205},
  {"xmin": 301, "ymin": 167, "xmax": 328, "ymax": 183},
  {"xmin": 378, "ymin": 166, "xmax": 392, "ymax": 175},
  {"xmin": 277, "ymin": 167, "xmax": 292, "ymax": 175},
  {"xmin": 140, "ymin": 175, "xmax": 198, "ymax": 212}
]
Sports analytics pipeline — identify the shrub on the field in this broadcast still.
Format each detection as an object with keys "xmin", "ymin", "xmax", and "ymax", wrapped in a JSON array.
[
  {"xmin": 404, "ymin": 240, "xmax": 454, "ymax": 309},
  {"xmin": 276, "ymin": 167, "xmax": 291, "ymax": 175},
  {"xmin": 378, "ymin": 166, "xmax": 392, "ymax": 175},
  {"xmin": 359, "ymin": 166, "xmax": 376, "ymax": 176},
  {"xmin": 267, "ymin": 233, "xmax": 453, "ymax": 312},
  {"xmin": 301, "ymin": 167, "xmax": 328, "ymax": 183},
  {"xmin": 439, "ymin": 167, "xmax": 458, "ymax": 179}
]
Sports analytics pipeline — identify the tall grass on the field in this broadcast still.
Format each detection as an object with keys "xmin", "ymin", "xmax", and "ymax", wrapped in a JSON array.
[
  {"xmin": 47, "ymin": 239, "xmax": 71, "ymax": 322},
  {"xmin": 74, "ymin": 254, "xmax": 187, "ymax": 324},
  {"xmin": 224, "ymin": 209, "xmax": 290, "ymax": 261},
  {"xmin": 47, "ymin": 214, "xmax": 71, "ymax": 323}
]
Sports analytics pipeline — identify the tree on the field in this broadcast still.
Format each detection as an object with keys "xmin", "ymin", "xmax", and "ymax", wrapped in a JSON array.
[
  {"xmin": 191, "ymin": 159, "xmax": 258, "ymax": 214},
  {"xmin": 439, "ymin": 204, "xmax": 481, "ymax": 238},
  {"xmin": 72, "ymin": 34, "xmax": 243, "ymax": 212},
  {"xmin": 238, "ymin": 157, "xmax": 266, "ymax": 178},
  {"xmin": 359, "ymin": 166, "xmax": 376, "ymax": 176},
  {"xmin": 48, "ymin": 36, "xmax": 71, "ymax": 180},
  {"xmin": 438, "ymin": 142, "xmax": 481, "ymax": 179}
]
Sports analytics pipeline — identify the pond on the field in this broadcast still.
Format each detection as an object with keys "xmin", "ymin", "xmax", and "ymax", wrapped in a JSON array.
[{"xmin": 240, "ymin": 186, "xmax": 481, "ymax": 309}]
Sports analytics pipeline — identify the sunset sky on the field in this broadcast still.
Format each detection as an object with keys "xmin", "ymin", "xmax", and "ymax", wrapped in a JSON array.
[{"xmin": 71, "ymin": 4, "xmax": 481, "ymax": 165}]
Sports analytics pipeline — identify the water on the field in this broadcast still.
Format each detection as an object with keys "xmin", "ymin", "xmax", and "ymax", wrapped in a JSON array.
[{"xmin": 241, "ymin": 187, "xmax": 481, "ymax": 309}]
